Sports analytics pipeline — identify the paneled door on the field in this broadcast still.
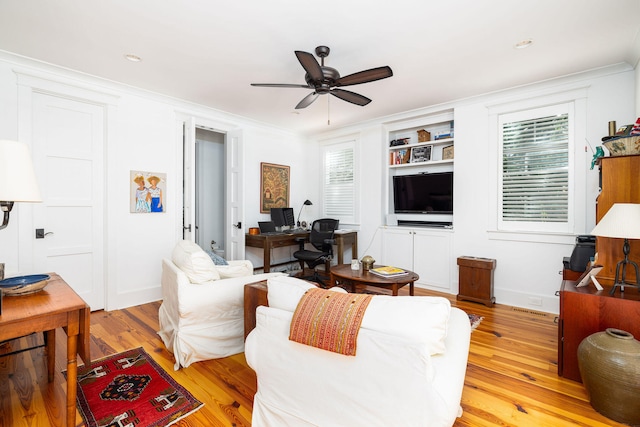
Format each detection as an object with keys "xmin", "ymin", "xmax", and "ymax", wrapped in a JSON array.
[{"xmin": 31, "ymin": 93, "xmax": 105, "ymax": 310}]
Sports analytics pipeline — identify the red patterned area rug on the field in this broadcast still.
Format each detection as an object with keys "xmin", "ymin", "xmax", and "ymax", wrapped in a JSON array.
[
  {"xmin": 68, "ymin": 347, "xmax": 203, "ymax": 427},
  {"xmin": 469, "ymin": 314, "xmax": 484, "ymax": 331}
]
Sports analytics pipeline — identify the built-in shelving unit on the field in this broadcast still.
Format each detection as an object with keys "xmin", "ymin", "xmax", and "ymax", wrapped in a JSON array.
[
  {"xmin": 385, "ymin": 111, "xmax": 455, "ymax": 227},
  {"xmin": 388, "ymin": 122, "xmax": 454, "ymax": 169},
  {"xmin": 381, "ymin": 110, "xmax": 456, "ymax": 293}
]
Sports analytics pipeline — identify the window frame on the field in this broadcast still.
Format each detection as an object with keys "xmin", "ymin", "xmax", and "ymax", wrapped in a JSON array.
[
  {"xmin": 498, "ymin": 103, "xmax": 573, "ymax": 233},
  {"xmin": 321, "ymin": 137, "xmax": 359, "ymax": 225},
  {"xmin": 487, "ymin": 88, "xmax": 587, "ymax": 242}
]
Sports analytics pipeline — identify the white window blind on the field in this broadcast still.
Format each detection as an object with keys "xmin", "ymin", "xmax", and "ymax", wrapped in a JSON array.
[
  {"xmin": 323, "ymin": 142, "xmax": 356, "ymax": 223},
  {"xmin": 501, "ymin": 112, "xmax": 569, "ymax": 223}
]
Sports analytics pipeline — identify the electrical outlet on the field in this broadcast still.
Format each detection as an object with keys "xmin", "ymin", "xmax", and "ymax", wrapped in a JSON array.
[{"xmin": 528, "ymin": 296, "xmax": 542, "ymax": 306}]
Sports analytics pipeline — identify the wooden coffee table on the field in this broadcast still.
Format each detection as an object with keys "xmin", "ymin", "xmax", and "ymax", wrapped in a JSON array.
[{"xmin": 329, "ymin": 264, "xmax": 419, "ymax": 296}]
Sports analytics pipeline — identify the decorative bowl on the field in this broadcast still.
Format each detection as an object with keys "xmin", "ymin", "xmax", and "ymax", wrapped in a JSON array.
[
  {"xmin": 603, "ymin": 136, "xmax": 640, "ymax": 157},
  {"xmin": 0, "ymin": 274, "xmax": 50, "ymax": 296}
]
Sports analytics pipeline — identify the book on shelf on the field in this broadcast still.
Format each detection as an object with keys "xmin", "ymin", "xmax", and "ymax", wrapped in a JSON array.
[{"xmin": 370, "ymin": 266, "xmax": 408, "ymax": 277}]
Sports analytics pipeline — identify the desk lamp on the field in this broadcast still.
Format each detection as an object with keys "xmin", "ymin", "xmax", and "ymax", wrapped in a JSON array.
[
  {"xmin": 590, "ymin": 203, "xmax": 640, "ymax": 295},
  {"xmin": 297, "ymin": 199, "xmax": 312, "ymax": 227}
]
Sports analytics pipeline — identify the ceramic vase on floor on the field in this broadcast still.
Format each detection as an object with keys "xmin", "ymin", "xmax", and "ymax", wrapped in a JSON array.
[{"xmin": 577, "ymin": 328, "xmax": 640, "ymax": 425}]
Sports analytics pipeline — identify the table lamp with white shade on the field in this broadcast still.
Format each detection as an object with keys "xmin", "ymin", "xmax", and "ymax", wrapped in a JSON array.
[
  {"xmin": 0, "ymin": 140, "xmax": 42, "ymax": 230},
  {"xmin": 0, "ymin": 139, "xmax": 42, "ymax": 289},
  {"xmin": 590, "ymin": 203, "xmax": 640, "ymax": 295}
]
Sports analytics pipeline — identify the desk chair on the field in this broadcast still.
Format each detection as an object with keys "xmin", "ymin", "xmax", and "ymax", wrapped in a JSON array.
[{"xmin": 293, "ymin": 218, "xmax": 339, "ymax": 286}]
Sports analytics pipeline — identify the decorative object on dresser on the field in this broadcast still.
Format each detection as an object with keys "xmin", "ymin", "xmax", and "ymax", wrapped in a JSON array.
[
  {"xmin": 457, "ymin": 257, "xmax": 496, "ymax": 307},
  {"xmin": 590, "ymin": 203, "xmax": 640, "ymax": 295},
  {"xmin": 577, "ymin": 328, "xmax": 640, "ymax": 425}
]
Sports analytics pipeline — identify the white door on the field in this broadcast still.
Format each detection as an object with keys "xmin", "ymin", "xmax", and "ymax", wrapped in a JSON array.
[
  {"xmin": 31, "ymin": 93, "xmax": 105, "ymax": 310},
  {"xmin": 225, "ymin": 129, "xmax": 245, "ymax": 260},
  {"xmin": 182, "ymin": 118, "xmax": 196, "ymax": 241}
]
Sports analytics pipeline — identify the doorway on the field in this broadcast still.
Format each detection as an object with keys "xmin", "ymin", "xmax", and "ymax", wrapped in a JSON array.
[
  {"xmin": 181, "ymin": 116, "xmax": 245, "ymax": 260},
  {"xmin": 195, "ymin": 128, "xmax": 225, "ymax": 255}
]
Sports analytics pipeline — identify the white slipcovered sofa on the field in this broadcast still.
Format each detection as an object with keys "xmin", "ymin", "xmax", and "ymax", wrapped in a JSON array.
[
  {"xmin": 158, "ymin": 240, "xmax": 286, "ymax": 370},
  {"xmin": 245, "ymin": 276, "xmax": 471, "ymax": 427}
]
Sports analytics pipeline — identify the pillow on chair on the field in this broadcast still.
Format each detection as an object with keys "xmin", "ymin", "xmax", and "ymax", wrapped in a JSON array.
[{"xmin": 172, "ymin": 240, "xmax": 220, "ymax": 283}]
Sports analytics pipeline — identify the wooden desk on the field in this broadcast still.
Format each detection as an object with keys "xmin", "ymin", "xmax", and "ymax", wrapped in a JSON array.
[
  {"xmin": 245, "ymin": 230, "xmax": 358, "ymax": 272},
  {"xmin": 329, "ymin": 264, "xmax": 419, "ymax": 296},
  {"xmin": 0, "ymin": 273, "xmax": 90, "ymax": 427},
  {"xmin": 558, "ymin": 279, "xmax": 640, "ymax": 382}
]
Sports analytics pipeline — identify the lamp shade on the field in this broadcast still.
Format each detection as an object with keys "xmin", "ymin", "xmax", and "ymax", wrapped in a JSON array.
[
  {"xmin": 0, "ymin": 140, "xmax": 41, "ymax": 202},
  {"xmin": 591, "ymin": 203, "xmax": 640, "ymax": 240}
]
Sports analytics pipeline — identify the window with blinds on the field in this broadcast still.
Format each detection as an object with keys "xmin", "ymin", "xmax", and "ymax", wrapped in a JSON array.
[
  {"xmin": 500, "ymin": 110, "xmax": 570, "ymax": 226},
  {"xmin": 323, "ymin": 140, "xmax": 357, "ymax": 224}
]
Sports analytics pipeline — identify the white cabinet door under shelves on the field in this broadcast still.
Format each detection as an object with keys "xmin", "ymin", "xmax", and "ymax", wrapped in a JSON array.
[{"xmin": 381, "ymin": 227, "xmax": 452, "ymax": 292}]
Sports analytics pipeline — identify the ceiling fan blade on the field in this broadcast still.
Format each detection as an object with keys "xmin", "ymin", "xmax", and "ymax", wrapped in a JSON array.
[
  {"xmin": 336, "ymin": 66, "xmax": 393, "ymax": 87},
  {"xmin": 251, "ymin": 83, "xmax": 310, "ymax": 88},
  {"xmin": 295, "ymin": 92, "xmax": 319, "ymax": 109},
  {"xmin": 295, "ymin": 51, "xmax": 323, "ymax": 82},
  {"xmin": 330, "ymin": 89, "xmax": 371, "ymax": 106}
]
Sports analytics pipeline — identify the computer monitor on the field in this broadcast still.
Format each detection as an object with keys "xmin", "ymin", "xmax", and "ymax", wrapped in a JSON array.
[{"xmin": 271, "ymin": 207, "xmax": 295, "ymax": 228}]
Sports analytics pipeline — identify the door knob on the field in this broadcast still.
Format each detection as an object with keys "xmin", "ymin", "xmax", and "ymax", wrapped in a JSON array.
[{"xmin": 35, "ymin": 229, "xmax": 53, "ymax": 239}]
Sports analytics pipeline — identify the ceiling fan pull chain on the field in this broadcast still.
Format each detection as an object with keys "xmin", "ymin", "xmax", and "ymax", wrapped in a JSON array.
[{"xmin": 327, "ymin": 95, "xmax": 331, "ymax": 126}]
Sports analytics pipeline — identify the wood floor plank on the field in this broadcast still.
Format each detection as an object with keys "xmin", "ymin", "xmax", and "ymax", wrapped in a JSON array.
[{"xmin": 0, "ymin": 289, "xmax": 630, "ymax": 426}]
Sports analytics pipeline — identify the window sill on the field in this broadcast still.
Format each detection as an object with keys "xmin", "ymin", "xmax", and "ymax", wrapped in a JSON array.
[{"xmin": 487, "ymin": 230, "xmax": 576, "ymax": 245}]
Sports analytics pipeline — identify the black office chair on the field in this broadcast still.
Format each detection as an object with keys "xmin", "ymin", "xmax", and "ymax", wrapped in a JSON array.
[{"xmin": 293, "ymin": 218, "xmax": 339, "ymax": 287}]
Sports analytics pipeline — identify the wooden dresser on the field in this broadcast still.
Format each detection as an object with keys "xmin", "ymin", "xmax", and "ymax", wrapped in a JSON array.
[
  {"xmin": 595, "ymin": 155, "xmax": 640, "ymax": 283},
  {"xmin": 558, "ymin": 279, "xmax": 640, "ymax": 382}
]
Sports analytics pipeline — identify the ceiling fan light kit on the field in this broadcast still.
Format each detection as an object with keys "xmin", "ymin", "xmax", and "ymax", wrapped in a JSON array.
[{"xmin": 251, "ymin": 45, "xmax": 393, "ymax": 109}]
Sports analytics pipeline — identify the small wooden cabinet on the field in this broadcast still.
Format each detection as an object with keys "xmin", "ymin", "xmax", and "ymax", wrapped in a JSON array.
[
  {"xmin": 456, "ymin": 256, "xmax": 496, "ymax": 307},
  {"xmin": 557, "ymin": 279, "xmax": 640, "ymax": 382}
]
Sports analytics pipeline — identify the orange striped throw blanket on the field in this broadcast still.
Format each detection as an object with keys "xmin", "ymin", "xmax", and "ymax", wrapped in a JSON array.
[{"xmin": 289, "ymin": 288, "xmax": 372, "ymax": 356}]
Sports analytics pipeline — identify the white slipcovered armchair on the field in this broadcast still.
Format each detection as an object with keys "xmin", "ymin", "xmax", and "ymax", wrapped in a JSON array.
[{"xmin": 158, "ymin": 240, "xmax": 286, "ymax": 370}]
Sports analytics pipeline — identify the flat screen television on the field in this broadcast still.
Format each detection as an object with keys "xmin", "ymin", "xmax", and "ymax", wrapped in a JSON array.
[
  {"xmin": 393, "ymin": 172, "xmax": 453, "ymax": 214},
  {"xmin": 270, "ymin": 207, "xmax": 295, "ymax": 227}
]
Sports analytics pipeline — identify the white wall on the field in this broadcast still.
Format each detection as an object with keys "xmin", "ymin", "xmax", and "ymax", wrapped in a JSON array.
[
  {"xmin": 0, "ymin": 50, "xmax": 635, "ymax": 314},
  {"xmin": 0, "ymin": 52, "xmax": 306, "ymax": 310},
  {"xmin": 309, "ymin": 64, "xmax": 636, "ymax": 314}
]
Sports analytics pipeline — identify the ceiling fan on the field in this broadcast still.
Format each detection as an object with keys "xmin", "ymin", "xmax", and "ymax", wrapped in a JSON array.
[{"xmin": 251, "ymin": 46, "xmax": 393, "ymax": 109}]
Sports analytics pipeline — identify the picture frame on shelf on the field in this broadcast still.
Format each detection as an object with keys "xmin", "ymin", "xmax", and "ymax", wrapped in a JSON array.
[
  {"xmin": 410, "ymin": 145, "xmax": 432, "ymax": 163},
  {"xmin": 442, "ymin": 144, "xmax": 454, "ymax": 160}
]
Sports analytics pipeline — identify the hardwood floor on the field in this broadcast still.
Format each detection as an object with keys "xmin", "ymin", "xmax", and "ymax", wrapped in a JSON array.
[{"xmin": 0, "ymin": 286, "xmax": 626, "ymax": 427}]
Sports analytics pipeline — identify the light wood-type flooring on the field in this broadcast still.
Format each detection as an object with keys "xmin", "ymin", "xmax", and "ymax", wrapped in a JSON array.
[{"xmin": 0, "ymin": 285, "xmax": 626, "ymax": 427}]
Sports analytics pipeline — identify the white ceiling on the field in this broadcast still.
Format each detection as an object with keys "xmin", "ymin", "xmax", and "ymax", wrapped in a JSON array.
[{"xmin": 1, "ymin": 0, "xmax": 639, "ymax": 135}]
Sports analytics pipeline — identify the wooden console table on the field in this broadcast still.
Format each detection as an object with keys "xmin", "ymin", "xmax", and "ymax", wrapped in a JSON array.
[
  {"xmin": 558, "ymin": 279, "xmax": 640, "ymax": 382},
  {"xmin": 0, "ymin": 273, "xmax": 90, "ymax": 427},
  {"xmin": 245, "ymin": 230, "xmax": 358, "ymax": 272}
]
